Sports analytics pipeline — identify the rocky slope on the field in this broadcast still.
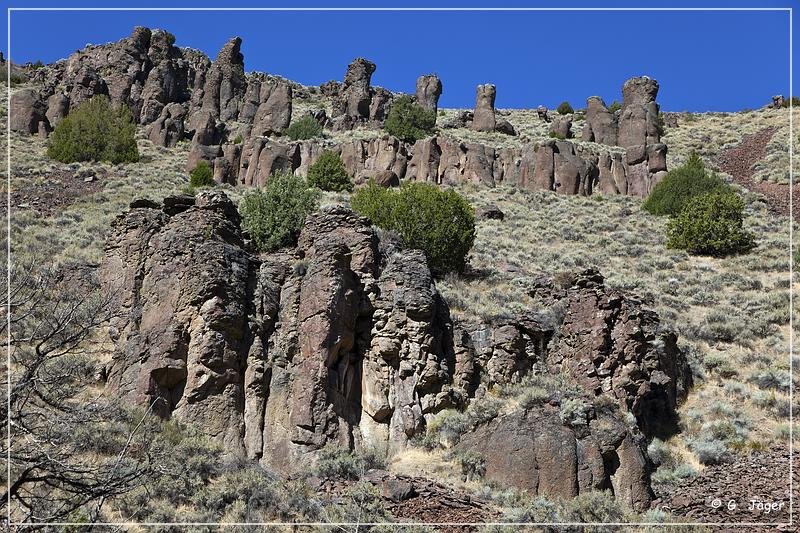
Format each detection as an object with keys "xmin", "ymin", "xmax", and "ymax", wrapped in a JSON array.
[
  {"xmin": 12, "ymin": 26, "xmax": 668, "ymax": 198},
  {"xmin": 100, "ymin": 189, "xmax": 690, "ymax": 511}
]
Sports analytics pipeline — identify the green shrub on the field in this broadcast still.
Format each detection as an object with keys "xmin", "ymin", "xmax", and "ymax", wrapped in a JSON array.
[
  {"xmin": 351, "ymin": 181, "xmax": 476, "ymax": 274},
  {"xmin": 284, "ymin": 115, "xmax": 323, "ymax": 141},
  {"xmin": 666, "ymin": 191, "xmax": 755, "ymax": 256},
  {"xmin": 306, "ymin": 150, "xmax": 353, "ymax": 192},
  {"xmin": 233, "ymin": 134, "xmax": 243, "ymax": 144},
  {"xmin": 607, "ymin": 100, "xmax": 622, "ymax": 113},
  {"xmin": 643, "ymin": 154, "xmax": 729, "ymax": 216},
  {"xmin": 189, "ymin": 160, "xmax": 215, "ymax": 188},
  {"xmin": 384, "ymin": 94, "xmax": 436, "ymax": 142},
  {"xmin": 556, "ymin": 101, "xmax": 574, "ymax": 115},
  {"xmin": 47, "ymin": 95, "xmax": 139, "ymax": 164},
  {"xmin": 239, "ymin": 172, "xmax": 320, "ymax": 252}
]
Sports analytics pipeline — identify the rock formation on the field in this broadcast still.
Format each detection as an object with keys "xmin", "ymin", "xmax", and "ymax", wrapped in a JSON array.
[
  {"xmin": 101, "ymin": 192, "xmax": 690, "ymax": 508},
  {"xmin": 415, "ymin": 74, "xmax": 442, "ymax": 114},
  {"xmin": 580, "ymin": 77, "xmax": 668, "ymax": 195},
  {"xmin": 581, "ymin": 96, "xmax": 617, "ymax": 145},
  {"xmin": 18, "ymin": 27, "xmax": 673, "ymax": 199},
  {"xmin": 10, "ymin": 89, "xmax": 48, "ymax": 134},
  {"xmin": 201, "ymin": 37, "xmax": 246, "ymax": 121},
  {"xmin": 471, "ymin": 84, "xmax": 496, "ymax": 132}
]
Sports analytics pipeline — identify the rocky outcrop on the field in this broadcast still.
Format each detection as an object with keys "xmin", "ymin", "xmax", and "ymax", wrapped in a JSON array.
[
  {"xmin": 146, "ymin": 102, "xmax": 187, "ymax": 147},
  {"xmin": 536, "ymin": 268, "xmax": 690, "ymax": 438},
  {"xmin": 330, "ymin": 57, "xmax": 393, "ymax": 130},
  {"xmin": 455, "ymin": 407, "xmax": 652, "ymax": 511},
  {"xmin": 102, "ymin": 193, "xmax": 690, "ymax": 509},
  {"xmin": 550, "ymin": 114, "xmax": 573, "ymax": 139},
  {"xmin": 580, "ymin": 77, "xmax": 668, "ymax": 196},
  {"xmin": 415, "ymin": 74, "xmax": 442, "ymax": 114},
  {"xmin": 248, "ymin": 77, "xmax": 293, "ymax": 137},
  {"xmin": 471, "ymin": 84, "xmax": 496, "ymax": 132},
  {"xmin": 10, "ymin": 89, "xmax": 48, "ymax": 134},
  {"xmin": 32, "ymin": 27, "xmax": 206, "ymax": 125},
  {"xmin": 201, "ymin": 37, "xmax": 246, "ymax": 121},
  {"xmin": 582, "ymin": 96, "xmax": 618, "ymax": 145}
]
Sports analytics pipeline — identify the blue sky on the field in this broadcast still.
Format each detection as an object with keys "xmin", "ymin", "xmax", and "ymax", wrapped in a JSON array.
[{"xmin": 1, "ymin": 1, "xmax": 796, "ymax": 112}]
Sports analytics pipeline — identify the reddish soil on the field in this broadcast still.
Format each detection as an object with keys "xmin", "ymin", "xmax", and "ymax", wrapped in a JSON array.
[
  {"xmin": 3, "ymin": 168, "xmax": 105, "ymax": 218},
  {"xmin": 716, "ymin": 127, "xmax": 798, "ymax": 221},
  {"xmin": 654, "ymin": 445, "xmax": 798, "ymax": 531},
  {"xmin": 318, "ymin": 471, "xmax": 498, "ymax": 531}
]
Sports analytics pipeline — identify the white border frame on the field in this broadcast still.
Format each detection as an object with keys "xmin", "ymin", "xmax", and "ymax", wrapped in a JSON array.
[{"xmin": 4, "ymin": 4, "xmax": 794, "ymax": 530}]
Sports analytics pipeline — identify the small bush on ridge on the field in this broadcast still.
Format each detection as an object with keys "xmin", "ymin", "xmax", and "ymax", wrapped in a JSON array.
[
  {"xmin": 351, "ymin": 181, "xmax": 476, "ymax": 274},
  {"xmin": 47, "ymin": 95, "xmax": 139, "ymax": 164},
  {"xmin": 556, "ymin": 101, "xmax": 574, "ymax": 115},
  {"xmin": 284, "ymin": 115, "xmax": 323, "ymax": 141},
  {"xmin": 384, "ymin": 95, "xmax": 436, "ymax": 142},
  {"xmin": 239, "ymin": 172, "xmax": 320, "ymax": 252},
  {"xmin": 306, "ymin": 150, "xmax": 353, "ymax": 192}
]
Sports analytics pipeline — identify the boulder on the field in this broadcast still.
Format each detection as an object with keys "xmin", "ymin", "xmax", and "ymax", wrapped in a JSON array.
[
  {"xmin": 536, "ymin": 105, "xmax": 550, "ymax": 122},
  {"xmin": 582, "ymin": 96, "xmax": 618, "ymax": 145},
  {"xmin": 45, "ymin": 93, "xmax": 69, "ymax": 127},
  {"xmin": 471, "ymin": 84, "xmax": 496, "ymax": 132},
  {"xmin": 10, "ymin": 89, "xmax": 48, "ymax": 134},
  {"xmin": 494, "ymin": 118, "xmax": 516, "ymax": 136},
  {"xmin": 455, "ymin": 407, "xmax": 653, "ymax": 511},
  {"xmin": 550, "ymin": 115, "xmax": 573, "ymax": 139},
  {"xmin": 371, "ymin": 169, "xmax": 400, "ymax": 187},
  {"xmin": 146, "ymin": 102, "xmax": 187, "ymax": 147}
]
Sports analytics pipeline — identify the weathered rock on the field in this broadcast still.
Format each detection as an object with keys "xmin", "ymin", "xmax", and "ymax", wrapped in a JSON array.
[
  {"xmin": 45, "ymin": 93, "xmax": 69, "ymax": 127},
  {"xmin": 338, "ymin": 57, "xmax": 376, "ymax": 121},
  {"xmin": 494, "ymin": 118, "xmax": 516, "ymax": 136},
  {"xmin": 10, "ymin": 89, "xmax": 48, "ymax": 134},
  {"xmin": 102, "ymin": 190, "xmax": 251, "ymax": 456},
  {"xmin": 202, "ymin": 37, "xmax": 246, "ymax": 121},
  {"xmin": 618, "ymin": 76, "xmax": 661, "ymax": 149},
  {"xmin": 369, "ymin": 87, "xmax": 393, "ymax": 122},
  {"xmin": 371, "ymin": 169, "xmax": 400, "ymax": 188},
  {"xmin": 539, "ymin": 268, "xmax": 691, "ymax": 437},
  {"xmin": 146, "ymin": 102, "xmax": 187, "ymax": 147},
  {"xmin": 582, "ymin": 96, "xmax": 618, "ymax": 145},
  {"xmin": 415, "ymin": 74, "xmax": 442, "ymax": 114},
  {"xmin": 477, "ymin": 205, "xmax": 504, "ymax": 221},
  {"xmin": 537, "ymin": 105, "xmax": 551, "ymax": 122},
  {"xmin": 550, "ymin": 115, "xmax": 573, "ymax": 139},
  {"xmin": 471, "ymin": 84, "xmax": 496, "ymax": 132},
  {"xmin": 771, "ymin": 94, "xmax": 785, "ymax": 108},
  {"xmin": 251, "ymin": 78, "xmax": 292, "ymax": 136},
  {"xmin": 455, "ymin": 407, "xmax": 653, "ymax": 511},
  {"xmin": 439, "ymin": 110, "xmax": 472, "ymax": 129}
]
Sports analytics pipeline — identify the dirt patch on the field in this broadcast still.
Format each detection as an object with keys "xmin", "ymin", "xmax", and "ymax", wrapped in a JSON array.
[
  {"xmin": 654, "ymin": 445, "xmax": 796, "ymax": 530},
  {"xmin": 318, "ymin": 470, "xmax": 498, "ymax": 531},
  {"xmin": 716, "ymin": 127, "xmax": 797, "ymax": 221},
  {"xmin": 4, "ymin": 168, "xmax": 106, "ymax": 218}
]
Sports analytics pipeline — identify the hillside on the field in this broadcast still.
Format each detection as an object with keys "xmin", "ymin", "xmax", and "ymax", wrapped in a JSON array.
[{"xmin": 3, "ymin": 27, "xmax": 797, "ymax": 530}]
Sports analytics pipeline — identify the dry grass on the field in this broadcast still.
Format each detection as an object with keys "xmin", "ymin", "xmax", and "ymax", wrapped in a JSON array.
[
  {"xmin": 6, "ymin": 82, "xmax": 794, "ymax": 475},
  {"xmin": 662, "ymin": 107, "xmax": 799, "ymax": 183},
  {"xmin": 437, "ymin": 180, "xmax": 792, "ymax": 465}
]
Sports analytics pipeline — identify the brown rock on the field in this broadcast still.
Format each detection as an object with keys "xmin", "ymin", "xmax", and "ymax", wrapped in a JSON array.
[
  {"xmin": 471, "ymin": 84, "xmax": 496, "ymax": 132},
  {"xmin": 415, "ymin": 74, "xmax": 442, "ymax": 114}
]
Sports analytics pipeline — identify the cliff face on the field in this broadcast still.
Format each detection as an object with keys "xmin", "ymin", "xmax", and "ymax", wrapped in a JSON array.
[{"xmin": 100, "ymin": 190, "xmax": 690, "ymax": 510}]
